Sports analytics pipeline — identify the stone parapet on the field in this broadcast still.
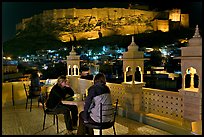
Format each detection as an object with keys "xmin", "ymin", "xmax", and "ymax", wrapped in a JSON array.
[{"xmin": 181, "ymin": 47, "xmax": 202, "ymax": 57}]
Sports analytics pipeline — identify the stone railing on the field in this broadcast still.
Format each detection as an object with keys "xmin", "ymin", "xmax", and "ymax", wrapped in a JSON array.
[
  {"xmin": 2, "ymin": 79, "xmax": 55, "ymax": 107},
  {"xmin": 63, "ymin": 77, "xmax": 129, "ymax": 110},
  {"xmin": 72, "ymin": 78, "xmax": 185, "ymax": 120},
  {"xmin": 106, "ymin": 83, "xmax": 127, "ymax": 108},
  {"xmin": 141, "ymin": 88, "xmax": 183, "ymax": 121},
  {"xmin": 2, "ymin": 81, "xmax": 32, "ymax": 107},
  {"xmin": 2, "ymin": 78, "xmax": 184, "ymax": 121}
]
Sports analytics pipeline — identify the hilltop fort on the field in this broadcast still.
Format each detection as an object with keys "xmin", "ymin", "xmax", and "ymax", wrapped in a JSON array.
[{"xmin": 16, "ymin": 7, "xmax": 189, "ymax": 42}]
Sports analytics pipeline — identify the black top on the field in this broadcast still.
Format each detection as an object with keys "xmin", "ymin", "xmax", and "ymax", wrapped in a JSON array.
[
  {"xmin": 30, "ymin": 77, "xmax": 41, "ymax": 92},
  {"xmin": 46, "ymin": 84, "xmax": 74, "ymax": 109}
]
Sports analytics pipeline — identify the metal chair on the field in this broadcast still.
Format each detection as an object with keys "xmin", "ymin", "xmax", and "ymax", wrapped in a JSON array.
[
  {"xmin": 39, "ymin": 95, "xmax": 61, "ymax": 134},
  {"xmin": 23, "ymin": 83, "xmax": 41, "ymax": 112},
  {"xmin": 84, "ymin": 99, "xmax": 119, "ymax": 135}
]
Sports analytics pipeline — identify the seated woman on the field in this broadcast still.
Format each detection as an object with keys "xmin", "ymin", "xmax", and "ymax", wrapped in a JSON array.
[
  {"xmin": 46, "ymin": 75, "xmax": 78, "ymax": 135},
  {"xmin": 77, "ymin": 73, "xmax": 114, "ymax": 135},
  {"xmin": 29, "ymin": 70, "xmax": 41, "ymax": 96}
]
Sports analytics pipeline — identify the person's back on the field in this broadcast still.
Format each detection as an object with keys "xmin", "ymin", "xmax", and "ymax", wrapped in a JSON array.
[
  {"xmin": 77, "ymin": 73, "xmax": 114, "ymax": 135},
  {"xmin": 88, "ymin": 83, "xmax": 113, "ymax": 123},
  {"xmin": 30, "ymin": 70, "xmax": 41, "ymax": 96}
]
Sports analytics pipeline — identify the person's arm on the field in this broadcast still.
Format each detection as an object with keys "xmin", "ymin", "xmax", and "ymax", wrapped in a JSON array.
[
  {"xmin": 83, "ymin": 86, "xmax": 96, "ymax": 121},
  {"xmin": 64, "ymin": 86, "xmax": 74, "ymax": 97},
  {"xmin": 46, "ymin": 85, "xmax": 61, "ymax": 109}
]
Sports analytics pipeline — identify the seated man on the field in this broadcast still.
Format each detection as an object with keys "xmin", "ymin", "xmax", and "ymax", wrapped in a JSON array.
[{"xmin": 46, "ymin": 75, "xmax": 78, "ymax": 135}]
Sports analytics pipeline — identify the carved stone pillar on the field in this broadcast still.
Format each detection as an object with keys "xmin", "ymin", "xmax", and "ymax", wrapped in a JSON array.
[
  {"xmin": 122, "ymin": 82, "xmax": 145, "ymax": 112},
  {"xmin": 124, "ymin": 71, "xmax": 126, "ymax": 83},
  {"xmin": 131, "ymin": 70, "xmax": 135, "ymax": 84},
  {"xmin": 190, "ymin": 73, "xmax": 194, "ymax": 89},
  {"xmin": 179, "ymin": 89, "xmax": 202, "ymax": 122}
]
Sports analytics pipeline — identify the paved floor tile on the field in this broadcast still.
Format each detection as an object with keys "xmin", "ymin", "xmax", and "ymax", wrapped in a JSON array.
[{"xmin": 2, "ymin": 101, "xmax": 172, "ymax": 135}]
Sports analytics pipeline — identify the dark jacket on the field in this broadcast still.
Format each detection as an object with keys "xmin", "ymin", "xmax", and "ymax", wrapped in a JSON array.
[
  {"xmin": 30, "ymin": 77, "xmax": 41, "ymax": 92},
  {"xmin": 84, "ymin": 82, "xmax": 113, "ymax": 123},
  {"xmin": 46, "ymin": 84, "xmax": 74, "ymax": 109}
]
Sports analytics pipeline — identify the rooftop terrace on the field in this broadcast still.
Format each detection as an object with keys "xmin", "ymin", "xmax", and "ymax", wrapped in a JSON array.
[{"xmin": 2, "ymin": 100, "xmax": 173, "ymax": 135}]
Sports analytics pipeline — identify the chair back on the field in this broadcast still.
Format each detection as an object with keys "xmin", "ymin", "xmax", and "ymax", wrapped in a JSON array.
[
  {"xmin": 113, "ymin": 99, "xmax": 119, "ymax": 123},
  {"xmin": 23, "ymin": 83, "xmax": 30, "ymax": 97},
  {"xmin": 100, "ymin": 102, "xmax": 102, "ymax": 124},
  {"xmin": 84, "ymin": 99, "xmax": 119, "ymax": 135},
  {"xmin": 39, "ymin": 95, "xmax": 46, "ymax": 111},
  {"xmin": 99, "ymin": 99, "xmax": 118, "ymax": 124}
]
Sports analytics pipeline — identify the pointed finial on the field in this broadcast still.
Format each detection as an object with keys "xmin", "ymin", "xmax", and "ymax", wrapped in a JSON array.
[
  {"xmin": 69, "ymin": 45, "xmax": 77, "ymax": 55},
  {"xmin": 193, "ymin": 25, "xmax": 201, "ymax": 38},
  {"xmin": 71, "ymin": 46, "xmax": 74, "ymax": 51},
  {"xmin": 132, "ymin": 36, "xmax": 134, "ymax": 43}
]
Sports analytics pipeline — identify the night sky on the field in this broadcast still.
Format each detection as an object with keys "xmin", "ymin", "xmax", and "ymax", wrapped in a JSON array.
[{"xmin": 2, "ymin": 1, "xmax": 202, "ymax": 43}]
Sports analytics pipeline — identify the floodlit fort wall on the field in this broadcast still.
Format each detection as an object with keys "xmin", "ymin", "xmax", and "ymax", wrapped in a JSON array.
[
  {"xmin": 16, "ymin": 8, "xmax": 189, "ymax": 41},
  {"xmin": 40, "ymin": 8, "xmax": 157, "ymax": 20}
]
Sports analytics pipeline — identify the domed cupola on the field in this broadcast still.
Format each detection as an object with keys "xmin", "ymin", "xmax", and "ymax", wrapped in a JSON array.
[
  {"xmin": 123, "ymin": 36, "xmax": 143, "ymax": 59},
  {"xmin": 127, "ymin": 36, "xmax": 139, "ymax": 51},
  {"xmin": 69, "ymin": 46, "xmax": 77, "ymax": 55},
  {"xmin": 188, "ymin": 25, "xmax": 202, "ymax": 47},
  {"xmin": 122, "ymin": 36, "xmax": 148, "ymax": 84},
  {"xmin": 66, "ymin": 46, "xmax": 80, "ymax": 77},
  {"xmin": 181, "ymin": 25, "xmax": 202, "ymax": 57}
]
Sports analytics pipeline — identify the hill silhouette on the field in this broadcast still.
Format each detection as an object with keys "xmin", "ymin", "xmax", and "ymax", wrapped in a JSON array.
[{"xmin": 3, "ymin": 16, "xmax": 194, "ymax": 58}]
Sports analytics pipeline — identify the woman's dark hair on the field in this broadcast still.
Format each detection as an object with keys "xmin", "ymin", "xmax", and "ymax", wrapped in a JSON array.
[{"xmin": 93, "ymin": 73, "xmax": 106, "ymax": 84}]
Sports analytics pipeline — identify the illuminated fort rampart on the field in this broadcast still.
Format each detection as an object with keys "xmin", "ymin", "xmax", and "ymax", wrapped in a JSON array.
[{"xmin": 16, "ymin": 8, "xmax": 189, "ymax": 42}]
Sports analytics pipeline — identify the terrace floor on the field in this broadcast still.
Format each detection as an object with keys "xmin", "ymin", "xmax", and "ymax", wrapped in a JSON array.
[{"xmin": 2, "ymin": 100, "xmax": 173, "ymax": 135}]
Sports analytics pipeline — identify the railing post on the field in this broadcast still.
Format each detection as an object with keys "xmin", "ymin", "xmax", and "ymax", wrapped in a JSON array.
[{"xmin": 12, "ymin": 84, "xmax": 14, "ymax": 106}]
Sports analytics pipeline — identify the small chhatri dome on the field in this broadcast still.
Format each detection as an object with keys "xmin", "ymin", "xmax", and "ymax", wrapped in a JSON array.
[
  {"xmin": 127, "ymin": 36, "xmax": 139, "ymax": 51},
  {"xmin": 188, "ymin": 25, "xmax": 202, "ymax": 47},
  {"xmin": 69, "ymin": 46, "xmax": 76, "ymax": 55}
]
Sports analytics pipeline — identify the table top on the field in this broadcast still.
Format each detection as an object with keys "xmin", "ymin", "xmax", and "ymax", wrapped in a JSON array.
[
  {"xmin": 62, "ymin": 99, "xmax": 85, "ymax": 112},
  {"xmin": 62, "ymin": 100, "xmax": 84, "ymax": 106},
  {"xmin": 43, "ymin": 84, "xmax": 54, "ymax": 87}
]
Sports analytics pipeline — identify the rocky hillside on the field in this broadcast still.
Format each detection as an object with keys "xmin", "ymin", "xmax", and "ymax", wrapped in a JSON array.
[
  {"xmin": 3, "ymin": 12, "xmax": 193, "ymax": 57},
  {"xmin": 3, "ymin": 12, "xmax": 151, "ymax": 57}
]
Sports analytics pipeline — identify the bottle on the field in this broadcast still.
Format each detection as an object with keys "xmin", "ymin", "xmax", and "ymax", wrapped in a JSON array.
[
  {"xmin": 82, "ymin": 93, "xmax": 86, "ymax": 101},
  {"xmin": 48, "ymin": 79, "xmax": 51, "ymax": 84}
]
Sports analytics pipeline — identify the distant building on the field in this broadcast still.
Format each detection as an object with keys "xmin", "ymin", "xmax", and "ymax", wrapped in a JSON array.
[
  {"xmin": 3, "ymin": 65, "xmax": 18, "ymax": 74},
  {"xmin": 3, "ymin": 59, "xmax": 18, "ymax": 74}
]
